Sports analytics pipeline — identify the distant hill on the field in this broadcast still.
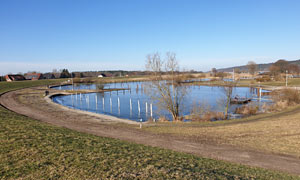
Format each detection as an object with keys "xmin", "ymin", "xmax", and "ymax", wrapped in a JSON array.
[{"xmin": 217, "ymin": 59, "xmax": 300, "ymax": 72}]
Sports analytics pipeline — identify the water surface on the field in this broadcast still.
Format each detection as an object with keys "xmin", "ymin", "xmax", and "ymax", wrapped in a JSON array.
[{"xmin": 52, "ymin": 82, "xmax": 271, "ymax": 122}]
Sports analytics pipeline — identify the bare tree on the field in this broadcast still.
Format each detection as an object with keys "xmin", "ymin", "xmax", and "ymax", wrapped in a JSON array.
[
  {"xmin": 247, "ymin": 61, "xmax": 257, "ymax": 75},
  {"xmin": 211, "ymin": 68, "xmax": 217, "ymax": 77},
  {"xmin": 145, "ymin": 52, "xmax": 188, "ymax": 121},
  {"xmin": 234, "ymin": 68, "xmax": 241, "ymax": 74},
  {"xmin": 269, "ymin": 65, "xmax": 280, "ymax": 76},
  {"xmin": 220, "ymin": 81, "xmax": 237, "ymax": 119},
  {"xmin": 274, "ymin": 59, "xmax": 288, "ymax": 73},
  {"xmin": 287, "ymin": 64, "xmax": 300, "ymax": 75}
]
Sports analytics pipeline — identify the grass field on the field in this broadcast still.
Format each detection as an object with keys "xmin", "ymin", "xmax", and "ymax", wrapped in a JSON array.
[
  {"xmin": 185, "ymin": 78, "xmax": 300, "ymax": 87},
  {"xmin": 0, "ymin": 80, "xmax": 299, "ymax": 179},
  {"xmin": 144, "ymin": 104, "xmax": 300, "ymax": 158}
]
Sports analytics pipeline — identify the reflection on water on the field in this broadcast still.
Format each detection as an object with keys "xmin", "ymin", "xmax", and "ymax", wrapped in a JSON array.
[{"xmin": 52, "ymin": 82, "xmax": 271, "ymax": 122}]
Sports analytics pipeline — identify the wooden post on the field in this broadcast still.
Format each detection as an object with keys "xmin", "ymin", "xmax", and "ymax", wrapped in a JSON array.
[
  {"xmin": 150, "ymin": 103, "xmax": 153, "ymax": 118},
  {"xmin": 110, "ymin": 97, "xmax": 112, "ymax": 113},
  {"xmin": 145, "ymin": 102, "xmax": 148, "ymax": 116},
  {"xmin": 118, "ymin": 97, "xmax": 120, "ymax": 115},
  {"xmin": 130, "ymin": 98, "xmax": 132, "ymax": 117},
  {"xmin": 95, "ymin": 95, "xmax": 98, "ymax": 110},
  {"xmin": 102, "ymin": 97, "xmax": 105, "ymax": 112},
  {"xmin": 138, "ymin": 99, "xmax": 140, "ymax": 117},
  {"xmin": 87, "ymin": 95, "xmax": 89, "ymax": 109}
]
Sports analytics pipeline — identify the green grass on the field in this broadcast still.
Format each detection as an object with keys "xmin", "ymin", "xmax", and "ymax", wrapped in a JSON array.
[{"xmin": 0, "ymin": 80, "xmax": 299, "ymax": 179}]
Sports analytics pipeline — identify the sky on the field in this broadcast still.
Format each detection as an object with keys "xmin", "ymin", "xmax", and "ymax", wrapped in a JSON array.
[{"xmin": 0, "ymin": 0, "xmax": 300, "ymax": 75}]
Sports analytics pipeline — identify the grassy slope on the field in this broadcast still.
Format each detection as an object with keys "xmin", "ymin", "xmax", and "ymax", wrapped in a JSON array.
[
  {"xmin": 0, "ymin": 80, "xmax": 298, "ymax": 179},
  {"xmin": 144, "ymin": 101, "xmax": 300, "ymax": 157}
]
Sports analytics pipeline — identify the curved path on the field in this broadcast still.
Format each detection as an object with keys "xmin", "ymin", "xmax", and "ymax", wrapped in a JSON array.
[{"xmin": 1, "ymin": 88, "xmax": 300, "ymax": 176}]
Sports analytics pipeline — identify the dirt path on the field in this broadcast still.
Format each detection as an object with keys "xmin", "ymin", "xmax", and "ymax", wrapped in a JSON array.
[{"xmin": 1, "ymin": 88, "xmax": 300, "ymax": 176}]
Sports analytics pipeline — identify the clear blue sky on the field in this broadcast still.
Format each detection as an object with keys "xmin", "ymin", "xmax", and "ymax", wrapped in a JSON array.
[{"xmin": 0, "ymin": 0, "xmax": 300, "ymax": 75}]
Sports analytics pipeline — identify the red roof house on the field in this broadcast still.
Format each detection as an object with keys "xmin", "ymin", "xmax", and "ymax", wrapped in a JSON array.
[
  {"xmin": 25, "ymin": 73, "xmax": 44, "ymax": 80},
  {"xmin": 5, "ymin": 74, "xmax": 26, "ymax": 82}
]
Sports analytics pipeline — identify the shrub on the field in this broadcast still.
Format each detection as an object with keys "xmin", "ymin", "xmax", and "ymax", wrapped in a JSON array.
[
  {"xmin": 189, "ymin": 102, "xmax": 225, "ymax": 121},
  {"xmin": 73, "ymin": 78, "xmax": 82, "ymax": 83},
  {"xmin": 158, "ymin": 116, "xmax": 169, "ymax": 122},
  {"xmin": 235, "ymin": 104, "xmax": 259, "ymax": 115},
  {"xmin": 255, "ymin": 76, "xmax": 271, "ymax": 82},
  {"xmin": 263, "ymin": 101, "xmax": 289, "ymax": 112},
  {"xmin": 271, "ymin": 88, "xmax": 300, "ymax": 105},
  {"xmin": 82, "ymin": 77, "xmax": 94, "ymax": 83},
  {"xmin": 202, "ymin": 111, "xmax": 224, "ymax": 121}
]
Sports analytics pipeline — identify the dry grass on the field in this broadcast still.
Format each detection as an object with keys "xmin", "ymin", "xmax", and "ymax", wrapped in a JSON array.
[
  {"xmin": 235, "ymin": 104, "xmax": 259, "ymax": 115},
  {"xmin": 144, "ymin": 105, "xmax": 300, "ymax": 157},
  {"xmin": 2, "ymin": 80, "xmax": 297, "ymax": 179}
]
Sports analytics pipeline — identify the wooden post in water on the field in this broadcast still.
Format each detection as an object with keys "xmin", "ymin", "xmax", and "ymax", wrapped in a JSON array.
[
  {"xmin": 95, "ymin": 95, "xmax": 98, "ymax": 110},
  {"xmin": 138, "ymin": 99, "xmax": 141, "ymax": 117},
  {"xmin": 87, "ymin": 95, "xmax": 89, "ymax": 109},
  {"xmin": 150, "ymin": 103, "xmax": 153, "ymax": 118},
  {"xmin": 102, "ymin": 97, "xmax": 105, "ymax": 112},
  {"xmin": 71, "ymin": 94, "xmax": 74, "ymax": 108},
  {"xmin": 110, "ymin": 97, "xmax": 112, "ymax": 113},
  {"xmin": 130, "ymin": 98, "xmax": 132, "ymax": 117},
  {"xmin": 145, "ymin": 102, "xmax": 148, "ymax": 116},
  {"xmin": 80, "ymin": 94, "xmax": 82, "ymax": 109},
  {"xmin": 118, "ymin": 97, "xmax": 120, "ymax": 115},
  {"xmin": 259, "ymin": 88, "xmax": 262, "ymax": 100}
]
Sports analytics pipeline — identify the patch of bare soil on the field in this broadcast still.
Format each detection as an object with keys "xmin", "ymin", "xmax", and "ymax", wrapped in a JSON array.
[{"xmin": 1, "ymin": 87, "xmax": 300, "ymax": 175}]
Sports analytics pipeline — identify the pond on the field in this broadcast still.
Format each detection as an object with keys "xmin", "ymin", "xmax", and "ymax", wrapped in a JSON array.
[{"xmin": 51, "ymin": 82, "xmax": 271, "ymax": 122}]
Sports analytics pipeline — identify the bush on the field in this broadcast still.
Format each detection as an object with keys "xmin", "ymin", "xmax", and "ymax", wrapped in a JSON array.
[
  {"xmin": 73, "ymin": 78, "xmax": 82, "ymax": 83},
  {"xmin": 189, "ymin": 102, "xmax": 225, "ymax": 121},
  {"xmin": 255, "ymin": 76, "xmax": 271, "ymax": 82},
  {"xmin": 235, "ymin": 104, "xmax": 259, "ymax": 115},
  {"xmin": 263, "ymin": 101, "xmax": 289, "ymax": 112},
  {"xmin": 82, "ymin": 77, "xmax": 94, "ymax": 83},
  {"xmin": 271, "ymin": 88, "xmax": 300, "ymax": 105},
  {"xmin": 202, "ymin": 111, "xmax": 225, "ymax": 121}
]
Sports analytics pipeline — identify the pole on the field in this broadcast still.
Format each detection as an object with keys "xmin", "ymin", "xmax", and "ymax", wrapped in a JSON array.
[
  {"xmin": 138, "ymin": 99, "xmax": 140, "ymax": 117},
  {"xmin": 286, "ymin": 70, "xmax": 288, "ymax": 87},
  {"xmin": 130, "ymin": 98, "xmax": 132, "ymax": 117},
  {"xmin": 87, "ymin": 95, "xmax": 89, "ymax": 109},
  {"xmin": 71, "ymin": 73, "xmax": 74, "ymax": 91},
  {"xmin": 118, "ymin": 97, "xmax": 120, "ymax": 115},
  {"xmin": 150, "ymin": 103, "xmax": 153, "ymax": 118},
  {"xmin": 71, "ymin": 94, "xmax": 74, "ymax": 108},
  {"xmin": 95, "ymin": 95, "xmax": 98, "ymax": 110},
  {"xmin": 145, "ymin": 102, "xmax": 148, "ymax": 116},
  {"xmin": 259, "ymin": 88, "xmax": 262, "ymax": 101},
  {"xmin": 102, "ymin": 97, "xmax": 105, "ymax": 112},
  {"xmin": 110, "ymin": 97, "xmax": 112, "ymax": 113}
]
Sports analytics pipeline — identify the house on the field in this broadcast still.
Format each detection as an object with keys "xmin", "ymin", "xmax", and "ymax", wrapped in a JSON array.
[
  {"xmin": 98, "ymin": 73, "xmax": 107, "ymax": 78},
  {"xmin": 5, "ymin": 74, "xmax": 26, "ymax": 82},
  {"xmin": 53, "ymin": 73, "xmax": 61, "ymax": 79},
  {"xmin": 25, "ymin": 73, "xmax": 44, "ymax": 80},
  {"xmin": 43, "ymin": 73, "xmax": 56, "ymax": 79}
]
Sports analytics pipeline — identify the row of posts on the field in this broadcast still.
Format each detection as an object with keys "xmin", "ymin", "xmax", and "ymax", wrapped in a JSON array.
[{"xmin": 70, "ymin": 93, "xmax": 153, "ymax": 119}]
